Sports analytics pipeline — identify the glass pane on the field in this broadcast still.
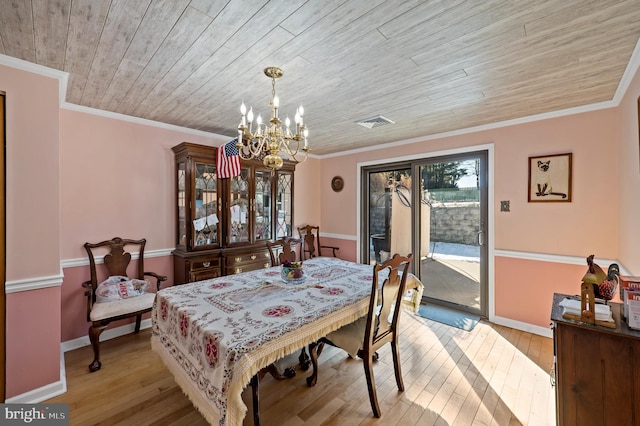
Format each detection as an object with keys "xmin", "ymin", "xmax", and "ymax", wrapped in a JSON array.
[
  {"xmin": 229, "ymin": 168, "xmax": 250, "ymax": 243},
  {"xmin": 368, "ymin": 169, "xmax": 412, "ymax": 264},
  {"xmin": 177, "ymin": 162, "xmax": 186, "ymax": 247},
  {"xmin": 194, "ymin": 162, "xmax": 218, "ymax": 247},
  {"xmin": 255, "ymin": 170, "xmax": 272, "ymax": 241},
  {"xmin": 276, "ymin": 172, "xmax": 293, "ymax": 237},
  {"xmin": 419, "ymin": 158, "xmax": 481, "ymax": 310}
]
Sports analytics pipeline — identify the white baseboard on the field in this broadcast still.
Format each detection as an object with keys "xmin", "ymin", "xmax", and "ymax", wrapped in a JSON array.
[{"xmin": 490, "ymin": 315, "xmax": 553, "ymax": 339}]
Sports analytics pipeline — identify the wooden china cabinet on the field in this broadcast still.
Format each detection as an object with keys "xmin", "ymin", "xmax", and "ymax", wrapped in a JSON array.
[{"xmin": 172, "ymin": 142, "xmax": 295, "ymax": 284}]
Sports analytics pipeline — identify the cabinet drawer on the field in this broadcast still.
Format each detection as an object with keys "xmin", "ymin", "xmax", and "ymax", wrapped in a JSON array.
[
  {"xmin": 226, "ymin": 251, "xmax": 271, "ymax": 267},
  {"xmin": 189, "ymin": 268, "xmax": 221, "ymax": 282},
  {"xmin": 190, "ymin": 255, "xmax": 221, "ymax": 271},
  {"xmin": 225, "ymin": 260, "xmax": 271, "ymax": 275}
]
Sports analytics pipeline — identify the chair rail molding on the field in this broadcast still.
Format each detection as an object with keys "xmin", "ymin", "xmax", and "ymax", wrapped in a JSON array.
[
  {"xmin": 320, "ymin": 232, "xmax": 356, "ymax": 241},
  {"xmin": 5, "ymin": 270, "xmax": 64, "ymax": 293},
  {"xmin": 494, "ymin": 249, "xmax": 629, "ymax": 275},
  {"xmin": 60, "ymin": 248, "xmax": 174, "ymax": 269}
]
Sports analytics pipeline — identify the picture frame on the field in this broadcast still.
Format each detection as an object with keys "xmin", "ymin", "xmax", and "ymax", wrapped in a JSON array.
[{"xmin": 528, "ymin": 153, "xmax": 572, "ymax": 202}]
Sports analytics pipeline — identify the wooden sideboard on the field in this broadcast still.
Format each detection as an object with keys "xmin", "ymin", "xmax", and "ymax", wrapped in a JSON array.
[{"xmin": 551, "ymin": 292, "xmax": 640, "ymax": 425}]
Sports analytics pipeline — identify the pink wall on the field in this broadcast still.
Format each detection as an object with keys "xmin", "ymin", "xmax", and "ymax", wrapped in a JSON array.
[
  {"xmin": 291, "ymin": 157, "xmax": 322, "ymax": 232},
  {"xmin": 59, "ymin": 110, "xmax": 322, "ymax": 260},
  {"xmin": 321, "ymin": 237, "xmax": 357, "ymax": 262},
  {"xmin": 6, "ymin": 288, "xmax": 61, "ymax": 396},
  {"xmin": 494, "ymin": 257, "xmax": 587, "ymax": 328},
  {"xmin": 617, "ymin": 63, "xmax": 640, "ymax": 273},
  {"xmin": 318, "ymin": 109, "xmax": 620, "ymax": 328},
  {"xmin": 320, "ymin": 111, "xmax": 619, "ymax": 257},
  {"xmin": 59, "ymin": 109, "xmax": 226, "ymax": 259},
  {"xmin": 1, "ymin": 63, "xmax": 62, "ymax": 398},
  {"xmin": 2, "ymin": 64, "xmax": 61, "ymax": 279}
]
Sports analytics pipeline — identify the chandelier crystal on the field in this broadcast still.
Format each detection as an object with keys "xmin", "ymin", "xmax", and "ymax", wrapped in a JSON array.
[{"xmin": 236, "ymin": 67, "xmax": 309, "ymax": 170}]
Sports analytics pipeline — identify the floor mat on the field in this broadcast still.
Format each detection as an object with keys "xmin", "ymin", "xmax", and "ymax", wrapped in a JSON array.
[{"xmin": 416, "ymin": 304, "xmax": 480, "ymax": 331}]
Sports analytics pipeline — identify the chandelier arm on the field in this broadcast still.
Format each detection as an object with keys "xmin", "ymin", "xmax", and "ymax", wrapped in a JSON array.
[
  {"xmin": 282, "ymin": 136, "xmax": 300, "ymax": 158},
  {"xmin": 252, "ymin": 135, "xmax": 267, "ymax": 157}
]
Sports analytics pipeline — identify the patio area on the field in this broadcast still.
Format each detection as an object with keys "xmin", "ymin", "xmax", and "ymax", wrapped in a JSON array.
[{"xmin": 419, "ymin": 242, "xmax": 481, "ymax": 311}]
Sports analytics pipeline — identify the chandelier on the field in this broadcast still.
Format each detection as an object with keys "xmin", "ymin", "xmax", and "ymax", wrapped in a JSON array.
[{"xmin": 236, "ymin": 67, "xmax": 309, "ymax": 170}]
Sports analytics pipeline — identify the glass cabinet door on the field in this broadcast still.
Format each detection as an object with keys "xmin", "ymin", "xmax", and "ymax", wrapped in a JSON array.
[
  {"xmin": 193, "ymin": 162, "xmax": 219, "ymax": 247},
  {"xmin": 229, "ymin": 167, "xmax": 250, "ymax": 244},
  {"xmin": 254, "ymin": 169, "xmax": 272, "ymax": 241},
  {"xmin": 276, "ymin": 171, "xmax": 293, "ymax": 237},
  {"xmin": 177, "ymin": 161, "xmax": 187, "ymax": 248}
]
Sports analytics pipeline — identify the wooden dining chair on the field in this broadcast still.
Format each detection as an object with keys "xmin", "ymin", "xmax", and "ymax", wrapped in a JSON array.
[
  {"xmin": 305, "ymin": 253, "xmax": 413, "ymax": 418},
  {"xmin": 297, "ymin": 224, "xmax": 339, "ymax": 259},
  {"xmin": 266, "ymin": 235, "xmax": 316, "ymax": 373},
  {"xmin": 82, "ymin": 237, "xmax": 167, "ymax": 372},
  {"xmin": 266, "ymin": 236, "xmax": 301, "ymax": 266}
]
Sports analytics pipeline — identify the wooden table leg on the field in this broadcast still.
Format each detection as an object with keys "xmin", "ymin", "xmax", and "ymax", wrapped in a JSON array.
[{"xmin": 251, "ymin": 374, "xmax": 260, "ymax": 426}]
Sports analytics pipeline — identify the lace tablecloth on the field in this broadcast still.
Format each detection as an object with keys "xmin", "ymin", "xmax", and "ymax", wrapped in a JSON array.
[{"xmin": 151, "ymin": 257, "xmax": 423, "ymax": 425}]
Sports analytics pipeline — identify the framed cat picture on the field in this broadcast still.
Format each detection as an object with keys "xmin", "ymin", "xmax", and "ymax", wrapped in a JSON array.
[{"xmin": 528, "ymin": 153, "xmax": 572, "ymax": 202}]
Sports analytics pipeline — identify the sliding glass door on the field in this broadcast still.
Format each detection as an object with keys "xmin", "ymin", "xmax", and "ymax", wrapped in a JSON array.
[
  {"xmin": 362, "ymin": 151, "xmax": 488, "ymax": 317},
  {"xmin": 365, "ymin": 166, "xmax": 412, "ymax": 265},
  {"xmin": 418, "ymin": 153, "xmax": 487, "ymax": 316}
]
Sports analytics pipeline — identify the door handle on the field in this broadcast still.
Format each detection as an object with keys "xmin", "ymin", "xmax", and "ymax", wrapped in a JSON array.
[{"xmin": 477, "ymin": 230, "xmax": 485, "ymax": 246}]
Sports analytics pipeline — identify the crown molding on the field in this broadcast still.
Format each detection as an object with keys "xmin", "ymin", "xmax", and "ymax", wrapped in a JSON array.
[{"xmin": 61, "ymin": 102, "xmax": 229, "ymax": 139}]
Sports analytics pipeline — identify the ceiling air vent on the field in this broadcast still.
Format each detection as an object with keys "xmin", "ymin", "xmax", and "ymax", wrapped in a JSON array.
[{"xmin": 355, "ymin": 115, "xmax": 395, "ymax": 129}]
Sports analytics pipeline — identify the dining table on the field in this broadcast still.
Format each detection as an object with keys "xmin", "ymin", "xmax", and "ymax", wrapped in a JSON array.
[{"xmin": 151, "ymin": 256, "xmax": 423, "ymax": 426}]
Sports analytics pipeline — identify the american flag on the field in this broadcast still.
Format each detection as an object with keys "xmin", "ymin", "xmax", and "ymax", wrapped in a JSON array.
[{"xmin": 217, "ymin": 138, "xmax": 241, "ymax": 178}]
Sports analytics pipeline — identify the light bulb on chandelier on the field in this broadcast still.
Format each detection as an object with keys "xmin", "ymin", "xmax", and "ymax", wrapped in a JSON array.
[{"xmin": 236, "ymin": 67, "xmax": 310, "ymax": 170}]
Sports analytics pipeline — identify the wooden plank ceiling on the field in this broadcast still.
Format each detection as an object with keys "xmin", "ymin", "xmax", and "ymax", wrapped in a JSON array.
[{"xmin": 1, "ymin": 0, "xmax": 639, "ymax": 155}]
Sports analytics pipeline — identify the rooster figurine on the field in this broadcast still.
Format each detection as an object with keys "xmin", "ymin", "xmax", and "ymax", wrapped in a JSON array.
[
  {"xmin": 582, "ymin": 255, "xmax": 619, "ymax": 302},
  {"xmin": 598, "ymin": 263, "xmax": 620, "ymax": 302}
]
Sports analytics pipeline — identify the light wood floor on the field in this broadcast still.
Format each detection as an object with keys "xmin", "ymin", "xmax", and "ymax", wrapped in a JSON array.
[{"xmin": 46, "ymin": 312, "xmax": 555, "ymax": 425}]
